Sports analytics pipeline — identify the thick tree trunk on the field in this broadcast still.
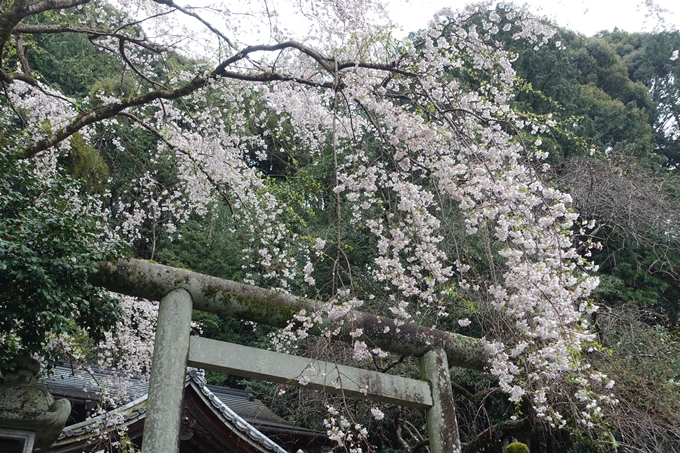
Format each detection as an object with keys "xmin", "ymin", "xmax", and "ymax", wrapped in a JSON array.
[{"xmin": 93, "ymin": 258, "xmax": 491, "ymax": 371}]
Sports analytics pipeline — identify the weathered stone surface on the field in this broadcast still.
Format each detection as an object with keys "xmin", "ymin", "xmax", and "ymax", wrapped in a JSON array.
[
  {"xmin": 94, "ymin": 259, "xmax": 491, "ymax": 371},
  {"xmin": 142, "ymin": 289, "xmax": 193, "ymax": 453},
  {"xmin": 188, "ymin": 337, "xmax": 433, "ymax": 409},
  {"xmin": 421, "ymin": 349, "xmax": 461, "ymax": 453},
  {"xmin": 0, "ymin": 356, "xmax": 71, "ymax": 448},
  {"xmin": 0, "ymin": 428, "xmax": 35, "ymax": 452}
]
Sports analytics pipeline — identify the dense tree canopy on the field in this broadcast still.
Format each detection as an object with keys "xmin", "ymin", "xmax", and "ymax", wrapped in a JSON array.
[{"xmin": 1, "ymin": 1, "xmax": 679, "ymax": 452}]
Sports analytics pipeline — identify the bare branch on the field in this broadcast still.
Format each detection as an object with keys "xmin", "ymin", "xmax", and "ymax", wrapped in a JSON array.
[
  {"xmin": 461, "ymin": 417, "xmax": 531, "ymax": 453},
  {"xmin": 13, "ymin": 24, "xmax": 165, "ymax": 52},
  {"xmin": 118, "ymin": 39, "xmax": 159, "ymax": 87},
  {"xmin": 376, "ymin": 355, "xmax": 406, "ymax": 373},
  {"xmin": 451, "ymin": 382, "xmax": 501, "ymax": 406},
  {"xmin": 151, "ymin": 0, "xmax": 234, "ymax": 48},
  {"xmin": 214, "ymin": 40, "xmax": 416, "ymax": 79},
  {"xmin": 589, "ymin": 307, "xmax": 680, "ymax": 452},
  {"xmin": 15, "ymin": 33, "xmax": 32, "ymax": 76},
  {"xmin": 557, "ymin": 156, "xmax": 680, "ymax": 280},
  {"xmin": 394, "ymin": 408, "xmax": 430, "ymax": 453}
]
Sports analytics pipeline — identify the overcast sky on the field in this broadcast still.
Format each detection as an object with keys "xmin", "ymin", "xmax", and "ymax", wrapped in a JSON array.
[
  {"xmin": 171, "ymin": 0, "xmax": 680, "ymax": 57},
  {"xmin": 388, "ymin": 0, "xmax": 680, "ymax": 36}
]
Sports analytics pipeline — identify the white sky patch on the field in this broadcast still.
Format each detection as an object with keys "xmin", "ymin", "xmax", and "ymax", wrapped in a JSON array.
[
  {"xmin": 387, "ymin": 0, "xmax": 679, "ymax": 36},
  {"xmin": 152, "ymin": 0, "xmax": 680, "ymax": 59}
]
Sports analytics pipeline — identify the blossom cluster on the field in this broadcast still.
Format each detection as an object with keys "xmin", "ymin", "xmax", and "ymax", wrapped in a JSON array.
[{"xmin": 323, "ymin": 405, "xmax": 372, "ymax": 453}]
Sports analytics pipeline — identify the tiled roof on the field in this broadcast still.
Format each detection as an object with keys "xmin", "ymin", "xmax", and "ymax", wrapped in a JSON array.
[
  {"xmin": 40, "ymin": 366, "xmax": 291, "ymax": 429},
  {"xmin": 187, "ymin": 369, "xmax": 287, "ymax": 453},
  {"xmin": 38, "ymin": 366, "xmax": 324, "ymax": 453}
]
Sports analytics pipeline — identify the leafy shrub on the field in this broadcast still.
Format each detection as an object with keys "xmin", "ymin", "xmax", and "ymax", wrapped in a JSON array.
[{"xmin": 0, "ymin": 150, "xmax": 125, "ymax": 372}]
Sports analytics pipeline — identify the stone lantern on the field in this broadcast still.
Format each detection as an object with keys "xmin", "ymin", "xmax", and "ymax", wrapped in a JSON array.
[{"xmin": 0, "ymin": 356, "xmax": 71, "ymax": 451}]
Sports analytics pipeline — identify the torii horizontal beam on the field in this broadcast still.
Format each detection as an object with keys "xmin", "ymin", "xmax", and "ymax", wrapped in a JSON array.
[
  {"xmin": 188, "ymin": 336, "xmax": 433, "ymax": 409},
  {"xmin": 93, "ymin": 258, "xmax": 490, "ymax": 371}
]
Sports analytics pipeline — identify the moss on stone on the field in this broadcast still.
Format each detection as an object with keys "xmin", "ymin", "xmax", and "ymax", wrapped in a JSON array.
[{"xmin": 506, "ymin": 441, "xmax": 529, "ymax": 453}]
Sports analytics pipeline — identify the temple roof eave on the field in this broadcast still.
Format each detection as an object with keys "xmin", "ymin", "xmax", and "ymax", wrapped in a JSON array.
[{"xmin": 39, "ymin": 369, "xmax": 310, "ymax": 453}]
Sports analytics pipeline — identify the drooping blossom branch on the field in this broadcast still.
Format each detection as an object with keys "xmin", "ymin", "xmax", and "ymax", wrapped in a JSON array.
[{"xmin": 0, "ymin": 0, "xmax": 618, "ymax": 442}]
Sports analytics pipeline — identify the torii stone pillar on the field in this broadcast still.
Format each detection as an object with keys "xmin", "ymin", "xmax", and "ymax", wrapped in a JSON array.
[
  {"xmin": 141, "ymin": 289, "xmax": 193, "ymax": 453},
  {"xmin": 421, "ymin": 348, "xmax": 461, "ymax": 453}
]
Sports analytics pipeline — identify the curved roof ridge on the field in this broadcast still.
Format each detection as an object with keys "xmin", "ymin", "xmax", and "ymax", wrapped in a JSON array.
[
  {"xmin": 55, "ymin": 394, "xmax": 147, "ymax": 441},
  {"xmin": 49, "ymin": 368, "xmax": 291, "ymax": 453},
  {"xmin": 186, "ymin": 368, "xmax": 288, "ymax": 453}
]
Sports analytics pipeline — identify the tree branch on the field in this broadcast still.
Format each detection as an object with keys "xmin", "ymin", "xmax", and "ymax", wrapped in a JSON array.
[
  {"xmin": 14, "ymin": 37, "xmax": 413, "ymax": 159},
  {"xmin": 461, "ymin": 417, "xmax": 531, "ymax": 453},
  {"xmin": 451, "ymin": 382, "xmax": 501, "ymax": 405},
  {"xmin": 213, "ymin": 41, "xmax": 335, "ymax": 75},
  {"xmin": 151, "ymin": 0, "xmax": 234, "ymax": 48},
  {"xmin": 13, "ymin": 24, "xmax": 164, "ymax": 52},
  {"xmin": 16, "ymin": 74, "xmax": 209, "ymax": 158},
  {"xmin": 118, "ymin": 39, "xmax": 159, "ymax": 87},
  {"xmin": 376, "ymin": 355, "xmax": 406, "ymax": 373},
  {"xmin": 394, "ymin": 407, "xmax": 431, "ymax": 453},
  {"xmin": 1, "ymin": 0, "xmax": 88, "ymax": 77},
  {"xmin": 1, "ymin": 0, "xmax": 90, "ymax": 46},
  {"xmin": 15, "ymin": 33, "xmax": 32, "ymax": 76},
  {"xmin": 3, "ymin": 70, "xmax": 39, "ymax": 85}
]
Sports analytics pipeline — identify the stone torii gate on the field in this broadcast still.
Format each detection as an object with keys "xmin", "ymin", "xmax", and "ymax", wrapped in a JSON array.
[{"xmin": 94, "ymin": 259, "xmax": 492, "ymax": 453}]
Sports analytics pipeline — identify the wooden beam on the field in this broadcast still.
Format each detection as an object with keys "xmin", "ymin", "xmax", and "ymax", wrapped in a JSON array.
[{"xmin": 187, "ymin": 337, "xmax": 433, "ymax": 409}]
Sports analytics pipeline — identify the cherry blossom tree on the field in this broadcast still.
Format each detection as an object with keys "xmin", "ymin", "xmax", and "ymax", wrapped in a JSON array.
[{"xmin": 0, "ymin": 0, "xmax": 620, "ymax": 450}]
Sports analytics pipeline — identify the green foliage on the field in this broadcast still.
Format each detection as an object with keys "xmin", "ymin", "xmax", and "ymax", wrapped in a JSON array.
[
  {"xmin": 599, "ymin": 30, "xmax": 680, "ymax": 166},
  {"xmin": 155, "ymin": 205, "xmax": 245, "ymax": 282},
  {"xmin": 0, "ymin": 150, "xmax": 124, "ymax": 372},
  {"xmin": 506, "ymin": 441, "xmax": 530, "ymax": 453},
  {"xmin": 65, "ymin": 132, "xmax": 110, "ymax": 194},
  {"xmin": 26, "ymin": 26, "xmax": 122, "ymax": 98},
  {"xmin": 509, "ymin": 28, "xmax": 655, "ymax": 161}
]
